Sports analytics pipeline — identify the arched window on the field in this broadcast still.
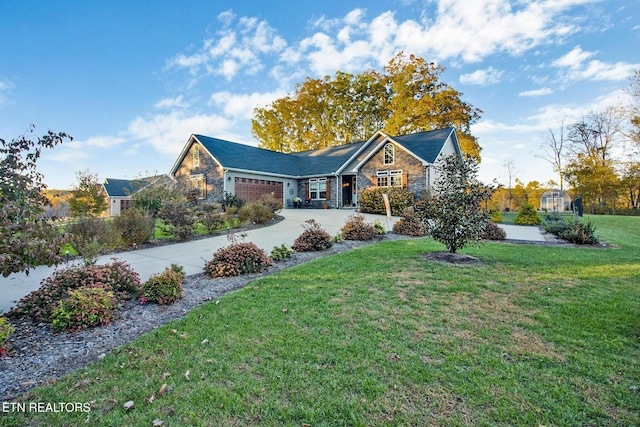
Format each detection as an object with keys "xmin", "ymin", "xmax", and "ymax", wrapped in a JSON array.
[
  {"xmin": 383, "ymin": 143, "xmax": 394, "ymax": 165},
  {"xmin": 193, "ymin": 144, "xmax": 200, "ymax": 168}
]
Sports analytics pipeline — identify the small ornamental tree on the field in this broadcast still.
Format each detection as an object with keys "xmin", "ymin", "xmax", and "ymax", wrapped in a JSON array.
[
  {"xmin": 68, "ymin": 169, "xmax": 107, "ymax": 217},
  {"xmin": 0, "ymin": 127, "xmax": 72, "ymax": 277},
  {"xmin": 417, "ymin": 154, "xmax": 494, "ymax": 253}
]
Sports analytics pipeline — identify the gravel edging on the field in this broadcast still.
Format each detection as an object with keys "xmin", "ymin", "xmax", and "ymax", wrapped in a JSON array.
[{"xmin": 0, "ymin": 235, "xmax": 409, "ymax": 401}]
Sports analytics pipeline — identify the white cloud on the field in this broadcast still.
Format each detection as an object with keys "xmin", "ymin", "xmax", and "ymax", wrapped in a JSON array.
[
  {"xmin": 552, "ymin": 46, "xmax": 640, "ymax": 83},
  {"xmin": 168, "ymin": 12, "xmax": 286, "ymax": 81},
  {"xmin": 519, "ymin": 87, "xmax": 554, "ymax": 97},
  {"xmin": 47, "ymin": 135, "xmax": 127, "ymax": 162},
  {"xmin": 459, "ymin": 67, "xmax": 504, "ymax": 85},
  {"xmin": 154, "ymin": 95, "xmax": 190, "ymax": 110},
  {"xmin": 127, "ymin": 111, "xmax": 234, "ymax": 156},
  {"xmin": 209, "ymin": 90, "xmax": 286, "ymax": 120}
]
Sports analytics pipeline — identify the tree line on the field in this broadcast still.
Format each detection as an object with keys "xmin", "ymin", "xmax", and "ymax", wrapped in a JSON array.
[{"xmin": 538, "ymin": 71, "xmax": 640, "ymax": 214}]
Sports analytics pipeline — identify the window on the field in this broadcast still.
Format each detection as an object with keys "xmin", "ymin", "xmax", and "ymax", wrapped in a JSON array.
[
  {"xmin": 383, "ymin": 143, "xmax": 394, "ymax": 165},
  {"xmin": 376, "ymin": 170, "xmax": 404, "ymax": 188},
  {"xmin": 193, "ymin": 144, "xmax": 200, "ymax": 168},
  {"xmin": 309, "ymin": 178, "xmax": 327, "ymax": 200},
  {"xmin": 190, "ymin": 174, "xmax": 206, "ymax": 199}
]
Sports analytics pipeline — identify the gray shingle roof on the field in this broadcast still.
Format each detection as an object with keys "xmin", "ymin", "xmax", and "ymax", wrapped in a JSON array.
[
  {"xmin": 391, "ymin": 127, "xmax": 455, "ymax": 163},
  {"xmin": 194, "ymin": 135, "xmax": 300, "ymax": 176},
  {"xmin": 191, "ymin": 128, "xmax": 454, "ymax": 177},
  {"xmin": 103, "ymin": 178, "xmax": 137, "ymax": 197}
]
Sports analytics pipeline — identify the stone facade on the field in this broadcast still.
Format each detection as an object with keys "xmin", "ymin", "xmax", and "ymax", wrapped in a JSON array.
[
  {"xmin": 169, "ymin": 129, "xmax": 461, "ymax": 209},
  {"xmin": 172, "ymin": 142, "xmax": 224, "ymax": 202}
]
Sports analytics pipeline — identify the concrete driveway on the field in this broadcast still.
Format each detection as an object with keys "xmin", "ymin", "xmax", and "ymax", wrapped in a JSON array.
[{"xmin": 0, "ymin": 209, "xmax": 545, "ymax": 313}]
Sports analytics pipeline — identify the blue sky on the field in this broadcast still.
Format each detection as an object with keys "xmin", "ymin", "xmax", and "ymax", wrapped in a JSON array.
[{"xmin": 1, "ymin": 0, "xmax": 638, "ymax": 189}]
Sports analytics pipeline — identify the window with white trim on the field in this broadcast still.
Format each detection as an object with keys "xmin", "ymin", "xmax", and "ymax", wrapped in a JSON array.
[
  {"xmin": 190, "ymin": 174, "xmax": 206, "ymax": 199},
  {"xmin": 383, "ymin": 143, "xmax": 394, "ymax": 165},
  {"xmin": 376, "ymin": 170, "xmax": 403, "ymax": 188},
  {"xmin": 193, "ymin": 144, "xmax": 200, "ymax": 168},
  {"xmin": 309, "ymin": 177, "xmax": 327, "ymax": 200}
]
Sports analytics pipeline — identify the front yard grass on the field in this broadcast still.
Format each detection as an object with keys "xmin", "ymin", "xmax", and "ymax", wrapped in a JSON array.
[{"xmin": 5, "ymin": 215, "xmax": 639, "ymax": 426}]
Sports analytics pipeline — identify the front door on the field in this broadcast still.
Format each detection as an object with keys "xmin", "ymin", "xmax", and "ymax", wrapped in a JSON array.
[{"xmin": 342, "ymin": 175, "xmax": 355, "ymax": 207}]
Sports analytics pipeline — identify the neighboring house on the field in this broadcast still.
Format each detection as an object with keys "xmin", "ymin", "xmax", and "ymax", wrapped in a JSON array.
[
  {"xmin": 102, "ymin": 175, "xmax": 172, "ymax": 216},
  {"xmin": 540, "ymin": 189, "xmax": 571, "ymax": 212},
  {"xmin": 169, "ymin": 127, "xmax": 462, "ymax": 209}
]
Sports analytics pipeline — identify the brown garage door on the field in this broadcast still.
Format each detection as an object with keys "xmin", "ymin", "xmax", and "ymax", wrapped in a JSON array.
[{"xmin": 235, "ymin": 177, "xmax": 283, "ymax": 203}]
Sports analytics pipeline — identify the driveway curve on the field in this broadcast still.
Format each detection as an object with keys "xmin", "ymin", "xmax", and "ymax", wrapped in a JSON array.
[{"xmin": 0, "ymin": 209, "xmax": 544, "ymax": 313}]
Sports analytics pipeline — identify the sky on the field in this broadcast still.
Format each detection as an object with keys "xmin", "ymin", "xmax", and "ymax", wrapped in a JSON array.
[{"xmin": 1, "ymin": 0, "xmax": 639, "ymax": 189}]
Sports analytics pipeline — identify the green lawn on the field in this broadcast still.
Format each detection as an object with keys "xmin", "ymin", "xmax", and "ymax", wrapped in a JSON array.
[{"xmin": 5, "ymin": 216, "xmax": 639, "ymax": 426}]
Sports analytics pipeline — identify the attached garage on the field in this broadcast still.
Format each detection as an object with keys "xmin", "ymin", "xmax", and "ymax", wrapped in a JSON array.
[{"xmin": 234, "ymin": 177, "xmax": 283, "ymax": 203}]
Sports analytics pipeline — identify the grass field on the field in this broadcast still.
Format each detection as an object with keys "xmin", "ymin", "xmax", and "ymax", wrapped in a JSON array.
[{"xmin": 4, "ymin": 215, "xmax": 639, "ymax": 426}]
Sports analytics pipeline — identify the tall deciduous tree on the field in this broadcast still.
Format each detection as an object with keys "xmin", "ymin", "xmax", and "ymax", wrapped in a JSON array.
[
  {"xmin": 68, "ymin": 170, "xmax": 107, "ymax": 217},
  {"xmin": 252, "ymin": 53, "xmax": 482, "ymax": 159},
  {"xmin": 624, "ymin": 70, "xmax": 640, "ymax": 147},
  {"xmin": 565, "ymin": 108, "xmax": 624, "ymax": 212},
  {"xmin": 0, "ymin": 127, "xmax": 72, "ymax": 277},
  {"xmin": 538, "ymin": 120, "xmax": 567, "ymax": 191}
]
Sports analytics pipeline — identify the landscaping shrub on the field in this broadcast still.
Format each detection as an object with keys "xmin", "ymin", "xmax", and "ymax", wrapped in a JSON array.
[
  {"xmin": 270, "ymin": 244, "xmax": 294, "ymax": 261},
  {"xmin": 544, "ymin": 213, "xmax": 571, "ymax": 235},
  {"xmin": 221, "ymin": 192, "xmax": 245, "ymax": 210},
  {"xmin": 514, "ymin": 204, "xmax": 542, "ymax": 225},
  {"xmin": 341, "ymin": 214, "xmax": 378, "ymax": 241},
  {"xmin": 51, "ymin": 287, "xmax": 116, "ymax": 332},
  {"xmin": 373, "ymin": 220, "xmax": 387, "ymax": 235},
  {"xmin": 205, "ymin": 242, "xmax": 273, "ymax": 277},
  {"xmin": 158, "ymin": 198, "xmax": 196, "ymax": 240},
  {"xmin": 258, "ymin": 192, "xmax": 283, "ymax": 213},
  {"xmin": 392, "ymin": 206, "xmax": 428, "ymax": 236},
  {"xmin": 558, "ymin": 218, "xmax": 599, "ymax": 245},
  {"xmin": 482, "ymin": 221, "xmax": 507, "ymax": 240},
  {"xmin": 7, "ymin": 260, "xmax": 140, "ymax": 323},
  {"xmin": 223, "ymin": 206, "xmax": 239, "ymax": 228},
  {"xmin": 113, "ymin": 207, "xmax": 155, "ymax": 247},
  {"xmin": 292, "ymin": 219, "xmax": 333, "ymax": 252},
  {"xmin": 67, "ymin": 216, "xmax": 119, "ymax": 264},
  {"xmin": 491, "ymin": 211, "xmax": 504, "ymax": 223},
  {"xmin": 198, "ymin": 202, "xmax": 225, "ymax": 234},
  {"xmin": 0, "ymin": 317, "xmax": 14, "ymax": 350},
  {"xmin": 358, "ymin": 187, "xmax": 414, "ymax": 216},
  {"xmin": 237, "ymin": 202, "xmax": 274, "ymax": 225},
  {"xmin": 141, "ymin": 265, "xmax": 185, "ymax": 305}
]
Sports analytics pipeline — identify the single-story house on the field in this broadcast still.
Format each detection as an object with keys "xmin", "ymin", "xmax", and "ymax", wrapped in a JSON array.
[
  {"xmin": 101, "ymin": 175, "xmax": 172, "ymax": 216},
  {"xmin": 540, "ymin": 189, "xmax": 571, "ymax": 212},
  {"xmin": 169, "ymin": 127, "xmax": 462, "ymax": 209}
]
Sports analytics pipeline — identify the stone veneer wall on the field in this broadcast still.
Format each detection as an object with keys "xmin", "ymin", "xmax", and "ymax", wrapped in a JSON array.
[
  {"xmin": 173, "ymin": 142, "xmax": 224, "ymax": 202},
  {"xmin": 356, "ymin": 143, "xmax": 427, "ymax": 196}
]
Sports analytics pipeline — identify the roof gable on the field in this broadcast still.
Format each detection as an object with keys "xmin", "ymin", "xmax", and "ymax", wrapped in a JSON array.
[{"xmin": 391, "ymin": 127, "xmax": 456, "ymax": 163}]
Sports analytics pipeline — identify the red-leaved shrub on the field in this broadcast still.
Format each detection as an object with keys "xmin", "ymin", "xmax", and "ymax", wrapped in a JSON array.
[
  {"xmin": 205, "ymin": 243, "xmax": 273, "ymax": 277},
  {"xmin": 392, "ymin": 207, "xmax": 428, "ymax": 236},
  {"xmin": 291, "ymin": 219, "xmax": 333, "ymax": 252},
  {"xmin": 340, "ymin": 214, "xmax": 378, "ymax": 241},
  {"xmin": 482, "ymin": 221, "xmax": 507, "ymax": 240},
  {"xmin": 7, "ymin": 260, "xmax": 140, "ymax": 323}
]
